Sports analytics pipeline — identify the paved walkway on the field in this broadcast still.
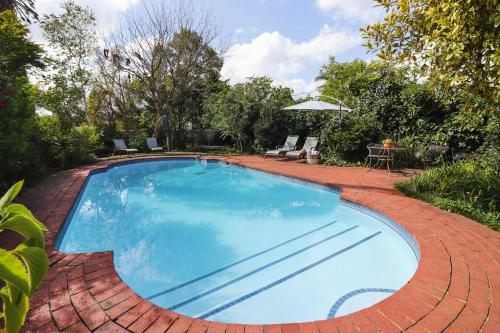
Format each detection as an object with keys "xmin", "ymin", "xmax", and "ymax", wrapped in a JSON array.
[{"xmin": 9, "ymin": 155, "xmax": 498, "ymax": 332}]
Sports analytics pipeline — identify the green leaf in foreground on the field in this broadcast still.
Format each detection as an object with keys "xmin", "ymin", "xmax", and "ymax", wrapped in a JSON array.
[
  {"xmin": 0, "ymin": 214, "xmax": 45, "ymax": 247},
  {"xmin": 0, "ymin": 249, "xmax": 30, "ymax": 296},
  {"xmin": 0, "ymin": 286, "xmax": 29, "ymax": 333},
  {"xmin": 0, "ymin": 180, "xmax": 24, "ymax": 210},
  {"xmin": 13, "ymin": 243, "xmax": 49, "ymax": 292},
  {"xmin": 2, "ymin": 204, "xmax": 47, "ymax": 232}
]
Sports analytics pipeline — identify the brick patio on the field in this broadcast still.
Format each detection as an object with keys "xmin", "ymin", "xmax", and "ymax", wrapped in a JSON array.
[{"xmin": 7, "ymin": 155, "xmax": 499, "ymax": 332}]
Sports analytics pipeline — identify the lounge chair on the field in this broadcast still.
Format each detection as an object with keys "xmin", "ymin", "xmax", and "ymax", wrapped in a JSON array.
[
  {"xmin": 264, "ymin": 135, "xmax": 299, "ymax": 159},
  {"xmin": 147, "ymin": 137, "xmax": 163, "ymax": 152},
  {"xmin": 113, "ymin": 139, "xmax": 138, "ymax": 155},
  {"xmin": 285, "ymin": 136, "xmax": 319, "ymax": 159}
]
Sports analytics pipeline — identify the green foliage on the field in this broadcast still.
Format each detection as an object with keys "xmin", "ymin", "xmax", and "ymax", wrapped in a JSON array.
[
  {"xmin": 65, "ymin": 124, "xmax": 99, "ymax": 165},
  {"xmin": 39, "ymin": 0, "xmax": 97, "ymax": 126},
  {"xmin": 316, "ymin": 59, "xmax": 455, "ymax": 165},
  {"xmin": 396, "ymin": 160, "xmax": 500, "ymax": 230},
  {"xmin": 129, "ymin": 130, "xmax": 149, "ymax": 152},
  {"xmin": 318, "ymin": 57, "xmax": 374, "ymax": 107},
  {"xmin": 0, "ymin": 10, "xmax": 43, "ymax": 77},
  {"xmin": 165, "ymin": 28, "xmax": 224, "ymax": 148},
  {"xmin": 0, "ymin": 181, "xmax": 49, "ymax": 333},
  {"xmin": 362, "ymin": 0, "xmax": 499, "ymax": 103},
  {"xmin": 203, "ymin": 77, "xmax": 293, "ymax": 152},
  {"xmin": 0, "ymin": 78, "xmax": 37, "ymax": 187},
  {"xmin": 0, "ymin": 12, "xmax": 43, "ymax": 188},
  {"xmin": 35, "ymin": 79, "xmax": 86, "ymax": 129},
  {"xmin": 317, "ymin": 111, "xmax": 378, "ymax": 163},
  {"xmin": 36, "ymin": 115, "xmax": 98, "ymax": 169}
]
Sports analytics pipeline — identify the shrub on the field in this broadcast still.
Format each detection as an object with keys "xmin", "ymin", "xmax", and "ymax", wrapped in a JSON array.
[
  {"xmin": 396, "ymin": 159, "xmax": 500, "ymax": 230},
  {"xmin": 0, "ymin": 78, "xmax": 38, "ymax": 188},
  {"xmin": 65, "ymin": 124, "xmax": 99, "ymax": 165},
  {"xmin": 0, "ymin": 181, "xmax": 49, "ymax": 333},
  {"xmin": 129, "ymin": 130, "xmax": 149, "ymax": 152},
  {"xmin": 318, "ymin": 110, "xmax": 378, "ymax": 165},
  {"xmin": 36, "ymin": 116, "xmax": 98, "ymax": 169}
]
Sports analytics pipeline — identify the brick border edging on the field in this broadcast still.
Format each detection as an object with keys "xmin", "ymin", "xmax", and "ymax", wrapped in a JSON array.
[{"xmin": 20, "ymin": 155, "xmax": 499, "ymax": 333}]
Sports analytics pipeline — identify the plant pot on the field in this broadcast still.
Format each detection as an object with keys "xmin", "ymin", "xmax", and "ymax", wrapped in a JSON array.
[
  {"xmin": 307, "ymin": 153, "xmax": 321, "ymax": 164},
  {"xmin": 384, "ymin": 143, "xmax": 393, "ymax": 148}
]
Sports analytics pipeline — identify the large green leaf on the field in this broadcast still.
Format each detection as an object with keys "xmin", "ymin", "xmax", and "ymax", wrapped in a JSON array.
[
  {"xmin": 2, "ymin": 204, "xmax": 47, "ymax": 232},
  {"xmin": 13, "ymin": 243, "xmax": 48, "ymax": 292},
  {"xmin": 0, "ymin": 181, "xmax": 24, "ymax": 210},
  {"xmin": 0, "ymin": 249, "xmax": 30, "ymax": 296},
  {"xmin": 0, "ymin": 286, "xmax": 29, "ymax": 333},
  {"xmin": 0, "ymin": 215, "xmax": 45, "ymax": 247}
]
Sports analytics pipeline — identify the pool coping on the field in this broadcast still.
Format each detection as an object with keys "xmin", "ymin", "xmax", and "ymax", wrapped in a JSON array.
[{"xmin": 17, "ymin": 155, "xmax": 499, "ymax": 332}]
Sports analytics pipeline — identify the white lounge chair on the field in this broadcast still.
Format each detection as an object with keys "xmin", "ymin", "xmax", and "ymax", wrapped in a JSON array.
[
  {"xmin": 147, "ymin": 137, "xmax": 163, "ymax": 152},
  {"xmin": 113, "ymin": 139, "xmax": 138, "ymax": 155},
  {"xmin": 264, "ymin": 135, "xmax": 299, "ymax": 159},
  {"xmin": 285, "ymin": 136, "xmax": 319, "ymax": 159}
]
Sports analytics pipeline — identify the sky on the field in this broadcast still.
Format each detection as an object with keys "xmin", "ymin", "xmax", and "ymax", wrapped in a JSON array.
[{"xmin": 31, "ymin": 0, "xmax": 385, "ymax": 96}]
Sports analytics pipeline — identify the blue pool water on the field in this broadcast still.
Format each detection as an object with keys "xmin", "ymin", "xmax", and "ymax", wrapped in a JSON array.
[{"xmin": 57, "ymin": 158, "xmax": 419, "ymax": 324}]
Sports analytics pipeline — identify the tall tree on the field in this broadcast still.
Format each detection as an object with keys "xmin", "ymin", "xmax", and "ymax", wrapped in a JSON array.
[
  {"xmin": 39, "ymin": 0, "xmax": 97, "ymax": 125},
  {"xmin": 101, "ymin": 1, "xmax": 222, "ymax": 149},
  {"xmin": 0, "ymin": 10, "xmax": 43, "ymax": 186},
  {"xmin": 361, "ymin": 0, "xmax": 499, "ymax": 103},
  {"xmin": 317, "ymin": 57, "xmax": 375, "ymax": 108},
  {"xmin": 203, "ymin": 77, "xmax": 293, "ymax": 152}
]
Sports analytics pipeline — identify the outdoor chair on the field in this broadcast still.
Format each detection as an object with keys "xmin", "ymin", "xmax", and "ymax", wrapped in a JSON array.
[
  {"xmin": 285, "ymin": 136, "xmax": 319, "ymax": 159},
  {"xmin": 113, "ymin": 139, "xmax": 138, "ymax": 155},
  {"xmin": 147, "ymin": 137, "xmax": 164, "ymax": 152},
  {"xmin": 365, "ymin": 143, "xmax": 383, "ymax": 167},
  {"xmin": 415, "ymin": 144, "xmax": 450, "ymax": 165},
  {"xmin": 366, "ymin": 143, "xmax": 393, "ymax": 170},
  {"xmin": 264, "ymin": 135, "xmax": 299, "ymax": 159}
]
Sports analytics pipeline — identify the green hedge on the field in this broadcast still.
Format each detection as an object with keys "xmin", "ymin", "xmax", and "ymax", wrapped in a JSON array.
[{"xmin": 395, "ymin": 159, "xmax": 500, "ymax": 231}]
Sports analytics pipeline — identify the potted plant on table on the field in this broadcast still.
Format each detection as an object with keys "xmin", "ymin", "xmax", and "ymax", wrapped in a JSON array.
[{"xmin": 383, "ymin": 139, "xmax": 394, "ymax": 148}]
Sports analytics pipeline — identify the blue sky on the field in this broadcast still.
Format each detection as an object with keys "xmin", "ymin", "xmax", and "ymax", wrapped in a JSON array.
[{"xmin": 33, "ymin": 0, "xmax": 384, "ymax": 95}]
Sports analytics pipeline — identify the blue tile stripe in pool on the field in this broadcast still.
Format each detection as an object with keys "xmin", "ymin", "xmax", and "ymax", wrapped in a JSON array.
[
  {"xmin": 167, "ymin": 225, "xmax": 360, "ymax": 310},
  {"xmin": 340, "ymin": 200, "xmax": 420, "ymax": 262},
  {"xmin": 198, "ymin": 231, "xmax": 382, "ymax": 320},
  {"xmin": 219, "ymin": 159, "xmax": 420, "ymax": 262},
  {"xmin": 327, "ymin": 288, "xmax": 397, "ymax": 318},
  {"xmin": 146, "ymin": 220, "xmax": 339, "ymax": 300}
]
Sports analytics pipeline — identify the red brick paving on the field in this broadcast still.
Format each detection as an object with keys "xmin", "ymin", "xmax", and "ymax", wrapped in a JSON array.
[{"xmin": 5, "ymin": 155, "xmax": 498, "ymax": 332}]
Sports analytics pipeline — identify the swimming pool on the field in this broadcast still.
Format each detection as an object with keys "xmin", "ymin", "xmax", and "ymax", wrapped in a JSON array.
[{"xmin": 57, "ymin": 158, "xmax": 419, "ymax": 324}]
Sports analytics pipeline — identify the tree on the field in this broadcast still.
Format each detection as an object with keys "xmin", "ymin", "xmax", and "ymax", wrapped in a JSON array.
[
  {"xmin": 0, "ymin": 10, "xmax": 43, "ymax": 77},
  {"xmin": 318, "ymin": 57, "xmax": 375, "ymax": 108},
  {"xmin": 0, "ymin": 11, "xmax": 43, "ymax": 187},
  {"xmin": 0, "ymin": 0, "xmax": 38, "ymax": 23},
  {"xmin": 39, "ymin": 0, "xmax": 97, "ymax": 125},
  {"xmin": 203, "ymin": 83, "xmax": 248, "ymax": 151},
  {"xmin": 361, "ymin": 0, "xmax": 499, "ymax": 103},
  {"xmin": 203, "ymin": 77, "xmax": 293, "ymax": 152},
  {"xmin": 101, "ymin": 1, "xmax": 222, "ymax": 149}
]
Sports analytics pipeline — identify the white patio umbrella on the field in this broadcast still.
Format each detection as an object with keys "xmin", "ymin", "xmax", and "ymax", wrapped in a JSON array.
[
  {"xmin": 283, "ymin": 100, "xmax": 350, "ymax": 112},
  {"xmin": 283, "ymin": 96, "xmax": 351, "ymax": 119}
]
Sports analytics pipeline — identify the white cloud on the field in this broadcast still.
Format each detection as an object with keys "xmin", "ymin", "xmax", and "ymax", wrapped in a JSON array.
[
  {"xmin": 31, "ymin": 0, "xmax": 140, "ymax": 44},
  {"xmin": 221, "ymin": 25, "xmax": 360, "ymax": 94},
  {"xmin": 316, "ymin": 0, "xmax": 384, "ymax": 22}
]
